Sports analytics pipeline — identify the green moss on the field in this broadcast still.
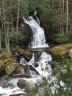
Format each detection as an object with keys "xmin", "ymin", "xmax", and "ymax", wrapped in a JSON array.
[
  {"xmin": 50, "ymin": 44, "xmax": 72, "ymax": 61},
  {"xmin": 11, "ymin": 47, "xmax": 32, "ymax": 60}
]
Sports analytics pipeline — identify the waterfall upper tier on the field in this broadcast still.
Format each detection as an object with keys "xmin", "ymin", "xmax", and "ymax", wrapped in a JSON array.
[{"xmin": 23, "ymin": 16, "xmax": 49, "ymax": 49}]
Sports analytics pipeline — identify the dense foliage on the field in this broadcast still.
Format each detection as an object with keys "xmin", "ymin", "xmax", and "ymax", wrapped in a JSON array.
[
  {"xmin": 0, "ymin": 1, "xmax": 72, "ymax": 95},
  {"xmin": 0, "ymin": 0, "xmax": 72, "ymax": 48}
]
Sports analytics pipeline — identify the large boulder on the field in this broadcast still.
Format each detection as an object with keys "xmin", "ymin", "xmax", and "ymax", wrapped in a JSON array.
[
  {"xmin": 17, "ymin": 79, "xmax": 35, "ymax": 90},
  {"xmin": 4, "ymin": 59, "xmax": 19, "ymax": 75},
  {"xmin": 14, "ymin": 65, "xmax": 25, "ymax": 74},
  {"xmin": 0, "ymin": 57, "xmax": 19, "ymax": 76},
  {"xmin": 5, "ymin": 61, "xmax": 19, "ymax": 75},
  {"xmin": 49, "ymin": 44, "xmax": 72, "ymax": 61},
  {"xmin": 13, "ymin": 65, "xmax": 31, "ymax": 77}
]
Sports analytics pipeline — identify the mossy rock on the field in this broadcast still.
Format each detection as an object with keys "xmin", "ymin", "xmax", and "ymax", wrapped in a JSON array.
[
  {"xmin": 49, "ymin": 44, "xmax": 72, "ymax": 61},
  {"xmin": 4, "ymin": 58, "xmax": 16, "ymax": 67},
  {"xmin": 5, "ymin": 62, "xmax": 19, "ymax": 75},
  {"xmin": 11, "ymin": 46, "xmax": 32, "ymax": 60},
  {"xmin": 0, "ymin": 50, "xmax": 8, "ymax": 59}
]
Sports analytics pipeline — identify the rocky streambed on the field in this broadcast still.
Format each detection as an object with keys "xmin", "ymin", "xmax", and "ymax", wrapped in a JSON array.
[{"xmin": 0, "ymin": 44, "xmax": 72, "ymax": 96}]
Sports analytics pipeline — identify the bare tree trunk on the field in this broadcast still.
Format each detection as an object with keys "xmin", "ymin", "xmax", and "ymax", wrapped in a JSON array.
[
  {"xmin": 63, "ymin": 0, "xmax": 64, "ymax": 13},
  {"xmin": 0, "ymin": 3, "xmax": 2, "ymax": 50},
  {"xmin": 62, "ymin": 0, "xmax": 65, "ymax": 34},
  {"xmin": 2, "ymin": 0, "xmax": 10, "ymax": 58},
  {"xmin": 66, "ymin": 0, "xmax": 69, "ymax": 34},
  {"xmin": 59, "ymin": 0, "xmax": 64, "ymax": 34},
  {"xmin": 16, "ymin": 0, "xmax": 20, "ymax": 32},
  {"xmin": 5, "ymin": 25, "xmax": 10, "ymax": 58},
  {"xmin": 59, "ymin": 0, "xmax": 62, "ymax": 33},
  {"xmin": 0, "ymin": 29, "xmax": 1, "ymax": 50}
]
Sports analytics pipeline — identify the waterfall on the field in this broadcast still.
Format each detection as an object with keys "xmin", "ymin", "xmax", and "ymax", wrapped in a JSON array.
[
  {"xmin": 0, "ymin": 15, "xmax": 54, "ymax": 96},
  {"xmin": 23, "ymin": 15, "xmax": 52, "ymax": 76},
  {"xmin": 23, "ymin": 16, "xmax": 49, "ymax": 48}
]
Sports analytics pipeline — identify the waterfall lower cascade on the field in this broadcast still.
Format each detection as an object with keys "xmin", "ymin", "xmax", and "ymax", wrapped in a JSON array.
[{"xmin": 23, "ymin": 16, "xmax": 49, "ymax": 48}]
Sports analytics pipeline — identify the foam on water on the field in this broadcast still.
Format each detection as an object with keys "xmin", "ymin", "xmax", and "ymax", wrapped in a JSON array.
[
  {"xmin": 35, "ymin": 52, "xmax": 52, "ymax": 76},
  {"xmin": 0, "ymin": 87, "xmax": 25, "ymax": 96}
]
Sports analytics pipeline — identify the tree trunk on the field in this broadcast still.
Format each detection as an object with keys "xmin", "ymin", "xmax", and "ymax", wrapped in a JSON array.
[
  {"xmin": 0, "ymin": 3, "xmax": 2, "ymax": 50},
  {"xmin": 59, "ymin": 0, "xmax": 62, "ymax": 33},
  {"xmin": 63, "ymin": 0, "xmax": 64, "ymax": 13},
  {"xmin": 5, "ymin": 25, "xmax": 10, "ymax": 58},
  {"xmin": 16, "ymin": 0, "xmax": 20, "ymax": 32},
  {"xmin": 59, "ymin": 0, "xmax": 64, "ymax": 34},
  {"xmin": 66, "ymin": 0, "xmax": 69, "ymax": 34},
  {"xmin": 2, "ymin": 0, "xmax": 10, "ymax": 58},
  {"xmin": 62, "ymin": 0, "xmax": 65, "ymax": 34},
  {"xmin": 0, "ymin": 30, "xmax": 1, "ymax": 50}
]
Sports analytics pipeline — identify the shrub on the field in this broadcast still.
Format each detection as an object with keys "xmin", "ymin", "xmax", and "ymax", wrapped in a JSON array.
[{"xmin": 54, "ymin": 33, "xmax": 70, "ymax": 43}]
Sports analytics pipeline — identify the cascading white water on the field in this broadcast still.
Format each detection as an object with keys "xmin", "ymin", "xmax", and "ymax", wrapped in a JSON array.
[
  {"xmin": 23, "ymin": 14, "xmax": 52, "ymax": 77},
  {"xmin": 23, "ymin": 16, "xmax": 49, "ymax": 48},
  {"xmin": 23, "ymin": 15, "xmax": 52, "ymax": 76},
  {"xmin": 0, "ymin": 15, "xmax": 54, "ymax": 96}
]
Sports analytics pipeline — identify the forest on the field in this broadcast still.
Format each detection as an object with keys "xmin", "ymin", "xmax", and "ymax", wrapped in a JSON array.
[{"xmin": 0, "ymin": 0, "xmax": 72, "ymax": 96}]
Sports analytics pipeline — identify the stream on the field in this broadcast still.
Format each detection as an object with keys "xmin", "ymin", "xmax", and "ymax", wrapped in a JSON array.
[{"xmin": 0, "ymin": 13, "xmax": 56, "ymax": 96}]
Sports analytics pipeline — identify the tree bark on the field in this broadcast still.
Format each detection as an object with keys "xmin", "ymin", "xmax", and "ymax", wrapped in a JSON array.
[
  {"xmin": 59, "ymin": 0, "xmax": 62, "ymax": 33},
  {"xmin": 0, "ymin": 29, "xmax": 1, "ymax": 50},
  {"xmin": 66, "ymin": 0, "xmax": 69, "ymax": 34},
  {"xmin": 5, "ymin": 25, "xmax": 10, "ymax": 58},
  {"xmin": 2, "ymin": 0, "xmax": 10, "ymax": 58},
  {"xmin": 16, "ymin": 0, "xmax": 20, "ymax": 32},
  {"xmin": 63, "ymin": 0, "xmax": 64, "ymax": 13},
  {"xmin": 0, "ymin": 3, "xmax": 2, "ymax": 50},
  {"xmin": 59, "ymin": 0, "xmax": 64, "ymax": 34}
]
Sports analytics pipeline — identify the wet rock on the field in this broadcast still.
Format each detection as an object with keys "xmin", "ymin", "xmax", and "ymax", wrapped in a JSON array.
[
  {"xmin": 35, "ymin": 79, "xmax": 43, "ymax": 87},
  {"xmin": 17, "ymin": 79, "xmax": 35, "ymax": 90},
  {"xmin": 34, "ymin": 63, "xmax": 39, "ymax": 67},
  {"xmin": 14, "ymin": 65, "xmax": 39, "ymax": 77},
  {"xmin": 29, "ymin": 65, "xmax": 39, "ymax": 75}
]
